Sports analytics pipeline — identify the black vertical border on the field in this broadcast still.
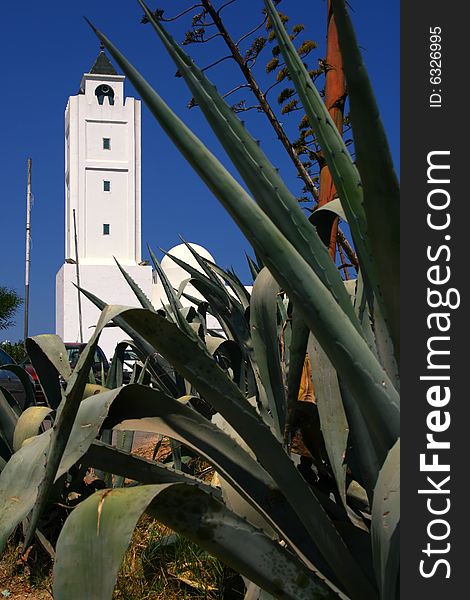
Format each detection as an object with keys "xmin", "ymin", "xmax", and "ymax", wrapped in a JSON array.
[{"xmin": 401, "ymin": 1, "xmax": 468, "ymax": 596}]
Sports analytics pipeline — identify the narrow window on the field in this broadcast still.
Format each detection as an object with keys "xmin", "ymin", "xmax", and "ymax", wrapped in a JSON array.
[
  {"xmin": 103, "ymin": 224, "xmax": 110, "ymax": 235},
  {"xmin": 103, "ymin": 180, "xmax": 111, "ymax": 192},
  {"xmin": 103, "ymin": 137, "xmax": 111, "ymax": 150}
]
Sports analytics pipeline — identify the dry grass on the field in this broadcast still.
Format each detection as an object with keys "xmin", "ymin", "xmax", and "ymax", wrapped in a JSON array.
[
  {"xmin": 0, "ymin": 531, "xmax": 53, "ymax": 599},
  {"xmin": 1, "ymin": 521, "xmax": 244, "ymax": 600},
  {"xmin": 114, "ymin": 515, "xmax": 244, "ymax": 599},
  {"xmin": 1, "ymin": 439, "xmax": 244, "ymax": 598}
]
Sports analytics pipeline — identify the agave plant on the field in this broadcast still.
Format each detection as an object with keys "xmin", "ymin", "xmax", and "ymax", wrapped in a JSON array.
[{"xmin": 0, "ymin": 1, "xmax": 399, "ymax": 598}]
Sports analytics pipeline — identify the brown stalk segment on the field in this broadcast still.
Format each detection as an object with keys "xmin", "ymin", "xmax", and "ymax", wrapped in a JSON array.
[
  {"xmin": 201, "ymin": 0, "xmax": 357, "ymax": 267},
  {"xmin": 319, "ymin": 0, "xmax": 346, "ymax": 262}
]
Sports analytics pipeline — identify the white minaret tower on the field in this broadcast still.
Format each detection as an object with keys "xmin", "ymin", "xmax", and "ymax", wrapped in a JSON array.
[{"xmin": 56, "ymin": 49, "xmax": 153, "ymax": 359}]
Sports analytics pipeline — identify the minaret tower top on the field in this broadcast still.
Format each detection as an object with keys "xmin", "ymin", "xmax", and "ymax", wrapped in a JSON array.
[{"xmin": 64, "ymin": 49, "xmax": 142, "ymax": 266}]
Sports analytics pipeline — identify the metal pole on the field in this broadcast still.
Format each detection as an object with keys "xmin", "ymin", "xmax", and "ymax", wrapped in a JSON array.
[
  {"xmin": 72, "ymin": 209, "xmax": 83, "ymax": 343},
  {"xmin": 24, "ymin": 158, "xmax": 32, "ymax": 343}
]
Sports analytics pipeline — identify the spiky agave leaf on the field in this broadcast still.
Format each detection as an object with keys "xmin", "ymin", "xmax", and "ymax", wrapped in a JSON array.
[
  {"xmin": 371, "ymin": 439, "xmax": 400, "ymax": 600},
  {"xmin": 250, "ymin": 267, "xmax": 286, "ymax": 438},
  {"xmin": 85, "ymin": 22, "xmax": 399, "ymax": 458},
  {"xmin": 136, "ymin": 0, "xmax": 360, "ymax": 332},
  {"xmin": 307, "ymin": 334, "xmax": 348, "ymax": 510},
  {"xmin": 23, "ymin": 305, "xmax": 130, "ymax": 549},
  {"xmin": 0, "ymin": 388, "xmax": 18, "ymax": 457},
  {"xmin": 331, "ymin": 0, "xmax": 400, "ymax": 362},
  {"xmin": 113, "ymin": 256, "xmax": 155, "ymax": 311},
  {"xmin": 0, "ymin": 384, "xmax": 123, "ymax": 553},
  {"xmin": 263, "ymin": 0, "xmax": 388, "ymax": 344},
  {"xmin": 117, "ymin": 308, "xmax": 377, "ymax": 597},
  {"xmin": 12, "ymin": 406, "xmax": 53, "ymax": 452},
  {"xmin": 53, "ymin": 484, "xmax": 345, "ymax": 600},
  {"xmin": 75, "ymin": 286, "xmax": 179, "ymax": 397},
  {"xmin": 25, "ymin": 335, "xmax": 71, "ymax": 409},
  {"xmin": 0, "ymin": 364, "xmax": 36, "ymax": 410}
]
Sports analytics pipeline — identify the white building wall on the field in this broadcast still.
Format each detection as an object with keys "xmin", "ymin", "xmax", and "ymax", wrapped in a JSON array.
[
  {"xmin": 57, "ymin": 60, "xmax": 152, "ymax": 360},
  {"xmin": 56, "ymin": 263, "xmax": 152, "ymax": 361}
]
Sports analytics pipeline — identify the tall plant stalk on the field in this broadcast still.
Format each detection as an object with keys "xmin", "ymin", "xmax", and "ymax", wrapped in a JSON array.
[
  {"xmin": 318, "ymin": 0, "xmax": 346, "ymax": 262},
  {"xmin": 169, "ymin": 0, "xmax": 358, "ymax": 268}
]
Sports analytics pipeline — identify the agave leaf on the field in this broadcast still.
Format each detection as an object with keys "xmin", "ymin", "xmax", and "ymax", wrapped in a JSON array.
[
  {"xmin": 106, "ymin": 340, "xmax": 148, "ymax": 390},
  {"xmin": 113, "ymin": 429, "xmax": 135, "ymax": 488},
  {"xmin": 178, "ymin": 236, "xmax": 222, "ymax": 286},
  {"xmin": 83, "ymin": 439, "xmax": 214, "ymax": 489},
  {"xmin": 164, "ymin": 249, "xmax": 237, "ymax": 311},
  {"xmin": 205, "ymin": 336, "xmax": 243, "ymax": 388},
  {"xmin": 169, "ymin": 438, "xmax": 182, "ymax": 471},
  {"xmin": 165, "ymin": 251, "xmax": 267, "ymax": 407},
  {"xmin": 104, "ymin": 384, "xmax": 331, "ymax": 574},
  {"xmin": 175, "ymin": 276, "xmax": 191, "ymax": 300},
  {"xmin": 244, "ymin": 582, "xmax": 277, "ymax": 600},
  {"xmin": 82, "ymin": 383, "xmax": 108, "ymax": 399},
  {"xmin": 285, "ymin": 307, "xmax": 309, "ymax": 439},
  {"xmin": 0, "ymin": 388, "xmax": 19, "ymax": 453},
  {"xmin": 0, "ymin": 365, "xmax": 36, "ymax": 410},
  {"xmin": 26, "ymin": 334, "xmax": 72, "ymax": 383},
  {"xmin": 117, "ymin": 309, "xmax": 377, "ymax": 596},
  {"xmin": 371, "ymin": 439, "xmax": 400, "ymax": 599},
  {"xmin": 147, "ymin": 245, "xmax": 182, "ymax": 313},
  {"xmin": 136, "ymin": 357, "xmax": 151, "ymax": 385},
  {"xmin": 0, "ymin": 384, "xmax": 126, "ymax": 553},
  {"xmin": 53, "ymin": 483, "xmax": 345, "ymax": 600},
  {"xmin": 182, "ymin": 289, "xmax": 233, "ymax": 341},
  {"xmin": 339, "ymin": 381, "xmax": 382, "ymax": 500},
  {"xmin": 263, "ymin": 0, "xmax": 366, "ymax": 246},
  {"xmin": 212, "ymin": 410, "xmax": 276, "ymax": 538},
  {"xmin": 106, "ymin": 341, "xmax": 130, "ymax": 389},
  {"xmin": 185, "ymin": 278, "xmax": 253, "ymax": 373},
  {"xmin": 25, "ymin": 335, "xmax": 71, "ymax": 409},
  {"xmin": 331, "ymin": 0, "xmax": 400, "ymax": 361},
  {"xmin": 113, "ymin": 257, "xmax": 155, "ymax": 311},
  {"xmin": 76, "ymin": 286, "xmax": 178, "ymax": 397},
  {"xmin": 263, "ymin": 0, "xmax": 385, "ymax": 330},
  {"xmin": 246, "ymin": 253, "xmax": 261, "ymax": 281},
  {"xmin": 279, "ymin": 306, "xmax": 291, "ymax": 373},
  {"xmin": 309, "ymin": 198, "xmax": 347, "ymax": 250},
  {"xmin": 183, "ymin": 270, "xmax": 270, "ymax": 416},
  {"xmin": 139, "ymin": 0, "xmax": 359, "ymax": 331},
  {"xmin": 203, "ymin": 258, "xmax": 251, "ymax": 310},
  {"xmin": 250, "ymin": 267, "xmax": 286, "ymax": 437},
  {"xmin": 23, "ymin": 305, "xmax": 129, "ymax": 549},
  {"xmin": 87, "ymin": 25, "xmax": 399, "ymax": 455},
  {"xmin": 371, "ymin": 299, "xmax": 400, "ymax": 391},
  {"xmin": 307, "ymin": 335, "xmax": 348, "ymax": 509},
  {"xmin": 353, "ymin": 270, "xmax": 377, "ymax": 354},
  {"xmin": 147, "ymin": 246, "xmax": 196, "ymax": 340},
  {"xmin": 0, "ymin": 431, "xmax": 50, "ymax": 552},
  {"xmin": 343, "ymin": 279, "xmax": 357, "ymax": 302},
  {"xmin": 310, "ymin": 198, "xmax": 347, "ymax": 223},
  {"xmin": 13, "ymin": 406, "xmax": 53, "ymax": 452}
]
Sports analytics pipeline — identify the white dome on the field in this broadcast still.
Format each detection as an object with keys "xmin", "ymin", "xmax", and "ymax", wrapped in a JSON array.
[{"xmin": 161, "ymin": 243, "xmax": 215, "ymax": 273}]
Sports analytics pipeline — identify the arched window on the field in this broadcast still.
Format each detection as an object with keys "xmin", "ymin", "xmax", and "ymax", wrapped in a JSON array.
[{"xmin": 95, "ymin": 84, "xmax": 115, "ymax": 106}]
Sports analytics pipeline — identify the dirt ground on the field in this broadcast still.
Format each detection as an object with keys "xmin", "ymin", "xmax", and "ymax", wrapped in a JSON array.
[
  {"xmin": 0, "ymin": 558, "xmax": 52, "ymax": 600},
  {"xmin": 0, "ymin": 434, "xmax": 163, "ymax": 600}
]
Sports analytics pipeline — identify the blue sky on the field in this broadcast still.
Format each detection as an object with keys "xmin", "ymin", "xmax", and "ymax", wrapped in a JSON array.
[{"xmin": 0, "ymin": 0, "xmax": 399, "ymax": 343}]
